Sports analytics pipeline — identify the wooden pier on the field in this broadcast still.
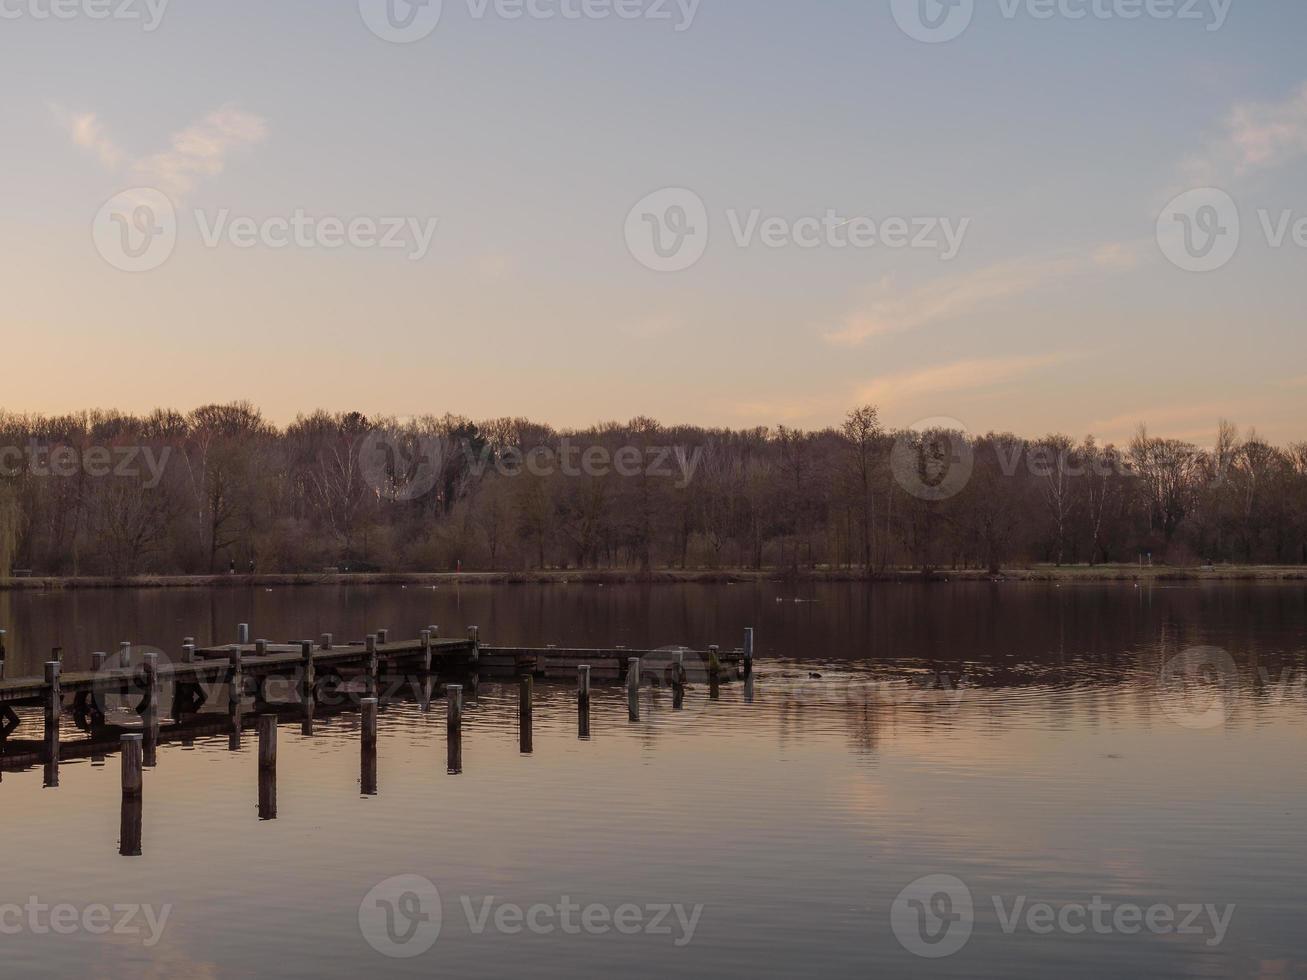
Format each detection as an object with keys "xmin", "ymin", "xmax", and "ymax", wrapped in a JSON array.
[
  {"xmin": 0, "ymin": 622, "xmax": 757, "ymax": 856},
  {"xmin": 0, "ymin": 625, "xmax": 749, "ymax": 769}
]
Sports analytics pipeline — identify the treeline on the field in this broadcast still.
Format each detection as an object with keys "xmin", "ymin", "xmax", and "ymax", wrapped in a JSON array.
[{"xmin": 1, "ymin": 404, "xmax": 1305, "ymax": 577}]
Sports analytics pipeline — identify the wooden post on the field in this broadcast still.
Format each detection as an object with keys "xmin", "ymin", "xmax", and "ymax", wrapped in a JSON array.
[
  {"xmin": 229, "ymin": 646, "xmax": 243, "ymax": 707},
  {"xmin": 578, "ymin": 665, "xmax": 591, "ymax": 739},
  {"xmin": 142, "ymin": 653, "xmax": 159, "ymax": 767},
  {"xmin": 258, "ymin": 764, "xmax": 278, "ymax": 820},
  {"xmin": 361, "ymin": 698, "xmax": 378, "ymax": 797},
  {"xmin": 45, "ymin": 661, "xmax": 62, "ymax": 724},
  {"xmin": 743, "ymin": 628, "xmax": 754, "ymax": 678},
  {"xmin": 362, "ymin": 697, "xmax": 378, "ymax": 747},
  {"xmin": 321, "ymin": 633, "xmax": 333, "ymax": 651},
  {"xmin": 377, "ymin": 629, "xmax": 388, "ymax": 645},
  {"xmin": 238, "ymin": 623, "xmax": 250, "ymax": 645},
  {"xmin": 428, "ymin": 625, "xmax": 440, "ymax": 640},
  {"xmin": 255, "ymin": 639, "xmax": 268, "ymax": 658},
  {"xmin": 672, "ymin": 652, "xmax": 686, "ymax": 711},
  {"xmin": 447, "ymin": 685, "xmax": 463, "ymax": 774},
  {"xmin": 299, "ymin": 640, "xmax": 315, "ymax": 701},
  {"xmin": 258, "ymin": 719, "xmax": 278, "ymax": 819},
  {"xmin": 257, "ymin": 714, "xmax": 277, "ymax": 769},
  {"xmin": 120, "ymin": 641, "xmax": 132, "ymax": 668},
  {"xmin": 627, "ymin": 657, "xmax": 640, "ymax": 722},
  {"xmin": 183, "ymin": 636, "xmax": 195, "ymax": 648},
  {"xmin": 365, "ymin": 634, "xmax": 378, "ymax": 698},
  {"xmin": 520, "ymin": 675, "xmax": 533, "ymax": 754},
  {"xmin": 92, "ymin": 651, "xmax": 107, "ymax": 671},
  {"xmin": 467, "ymin": 626, "xmax": 480, "ymax": 662},
  {"xmin": 121, "ymin": 732, "xmax": 143, "ymax": 797},
  {"xmin": 182, "ymin": 643, "xmax": 196, "ymax": 664},
  {"xmin": 228, "ymin": 701, "xmax": 242, "ymax": 752},
  {"xmin": 420, "ymin": 629, "xmax": 433, "ymax": 672},
  {"xmin": 119, "ymin": 794, "xmax": 143, "ymax": 857}
]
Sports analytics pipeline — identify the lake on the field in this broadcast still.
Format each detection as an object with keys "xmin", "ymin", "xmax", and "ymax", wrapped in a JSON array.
[{"xmin": 1, "ymin": 582, "xmax": 1304, "ymax": 978}]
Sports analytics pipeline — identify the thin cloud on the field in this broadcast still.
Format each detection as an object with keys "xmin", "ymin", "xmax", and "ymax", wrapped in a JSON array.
[
  {"xmin": 858, "ymin": 352, "xmax": 1074, "ymax": 407},
  {"xmin": 53, "ymin": 102, "xmax": 267, "ymax": 200},
  {"xmin": 132, "ymin": 105, "xmax": 267, "ymax": 198},
  {"xmin": 1181, "ymin": 81, "xmax": 1307, "ymax": 186},
  {"xmin": 824, "ymin": 245, "xmax": 1140, "ymax": 347},
  {"xmin": 51, "ymin": 105, "xmax": 124, "ymax": 168}
]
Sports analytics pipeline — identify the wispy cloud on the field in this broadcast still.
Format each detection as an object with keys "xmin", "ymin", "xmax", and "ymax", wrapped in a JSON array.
[
  {"xmin": 858, "ymin": 352, "xmax": 1075, "ymax": 407},
  {"xmin": 51, "ymin": 106, "xmax": 124, "ymax": 168},
  {"xmin": 824, "ymin": 245, "xmax": 1140, "ymax": 347},
  {"xmin": 53, "ymin": 102, "xmax": 267, "ymax": 200},
  {"xmin": 1181, "ymin": 81, "xmax": 1307, "ymax": 186}
]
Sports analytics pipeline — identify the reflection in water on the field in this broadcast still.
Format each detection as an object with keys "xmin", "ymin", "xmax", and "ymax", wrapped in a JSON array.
[{"xmin": 1, "ymin": 584, "xmax": 1306, "ymax": 978}]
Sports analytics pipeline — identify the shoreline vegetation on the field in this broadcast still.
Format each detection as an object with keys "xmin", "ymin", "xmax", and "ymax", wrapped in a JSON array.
[{"xmin": 2, "ymin": 565, "xmax": 1305, "ymax": 591}]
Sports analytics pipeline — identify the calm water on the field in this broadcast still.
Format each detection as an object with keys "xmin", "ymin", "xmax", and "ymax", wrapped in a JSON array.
[{"xmin": 1, "ymin": 582, "xmax": 1305, "ymax": 978}]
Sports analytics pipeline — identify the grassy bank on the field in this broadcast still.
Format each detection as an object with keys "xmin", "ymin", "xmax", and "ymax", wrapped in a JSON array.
[{"xmin": 1, "ymin": 564, "xmax": 1305, "ymax": 591}]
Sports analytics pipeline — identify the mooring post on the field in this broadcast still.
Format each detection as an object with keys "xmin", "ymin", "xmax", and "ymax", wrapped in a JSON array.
[
  {"xmin": 228, "ymin": 646, "xmax": 243, "ymax": 707},
  {"xmin": 142, "ymin": 653, "xmax": 159, "ymax": 767},
  {"xmin": 744, "ymin": 628, "xmax": 754, "ymax": 678},
  {"xmin": 183, "ymin": 636, "xmax": 194, "ymax": 649},
  {"xmin": 520, "ymin": 674, "xmax": 534, "ymax": 754},
  {"xmin": 255, "ymin": 639, "xmax": 268, "ymax": 658},
  {"xmin": 44, "ymin": 661, "xmax": 62, "ymax": 724},
  {"xmin": 672, "ymin": 652, "xmax": 686, "ymax": 711},
  {"xmin": 321, "ymin": 633, "xmax": 333, "ymax": 651},
  {"xmin": 362, "ymin": 697, "xmax": 378, "ymax": 748},
  {"xmin": 420, "ymin": 629, "xmax": 433, "ymax": 672},
  {"xmin": 365, "ymin": 634, "xmax": 379, "ymax": 698},
  {"xmin": 259, "ymin": 762, "xmax": 278, "ymax": 820},
  {"xmin": 466, "ymin": 626, "xmax": 481, "ymax": 662},
  {"xmin": 627, "ymin": 658, "xmax": 641, "ymax": 722},
  {"xmin": 257, "ymin": 714, "xmax": 277, "ymax": 769},
  {"xmin": 447, "ymin": 685, "xmax": 463, "ymax": 773},
  {"xmin": 428, "ymin": 625, "xmax": 440, "ymax": 640},
  {"xmin": 121, "ymin": 732, "xmax": 143, "ymax": 797},
  {"xmin": 120, "ymin": 641, "xmax": 132, "ymax": 668},
  {"xmin": 120, "ymin": 794, "xmax": 143, "ymax": 857},
  {"xmin": 92, "ymin": 651, "xmax": 107, "ymax": 671},
  {"xmin": 238, "ymin": 623, "xmax": 250, "ymax": 645},
  {"xmin": 377, "ymin": 629, "xmax": 388, "ymax": 645},
  {"xmin": 360, "ymin": 697, "xmax": 379, "ymax": 797},
  {"xmin": 182, "ymin": 643, "xmax": 196, "ymax": 665},
  {"xmin": 299, "ymin": 640, "xmax": 315, "ymax": 700},
  {"xmin": 578, "ymin": 665, "xmax": 591, "ymax": 739}
]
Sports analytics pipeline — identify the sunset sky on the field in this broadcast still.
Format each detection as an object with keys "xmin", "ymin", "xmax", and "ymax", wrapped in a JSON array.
[{"xmin": 3, "ymin": 0, "xmax": 1306, "ymax": 445}]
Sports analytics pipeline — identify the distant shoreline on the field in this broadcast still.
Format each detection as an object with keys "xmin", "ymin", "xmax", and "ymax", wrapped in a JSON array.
[{"xmin": 2, "ymin": 565, "xmax": 1305, "ymax": 591}]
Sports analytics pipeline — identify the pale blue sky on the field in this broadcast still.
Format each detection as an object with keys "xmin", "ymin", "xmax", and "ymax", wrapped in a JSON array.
[{"xmin": 3, "ymin": 0, "xmax": 1306, "ymax": 444}]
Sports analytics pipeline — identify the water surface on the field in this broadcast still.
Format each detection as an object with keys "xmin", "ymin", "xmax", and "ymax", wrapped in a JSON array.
[{"xmin": 1, "ymin": 582, "xmax": 1304, "ymax": 978}]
